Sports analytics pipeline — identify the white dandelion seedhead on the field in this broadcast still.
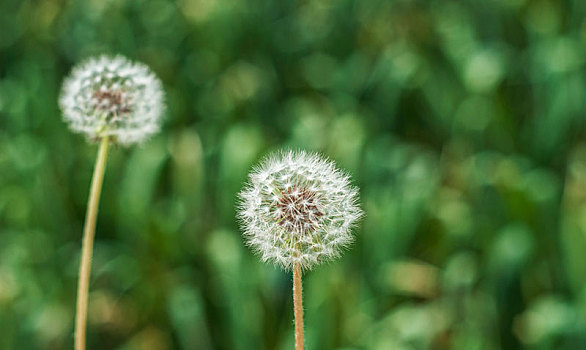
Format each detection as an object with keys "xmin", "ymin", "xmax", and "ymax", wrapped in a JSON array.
[
  {"xmin": 238, "ymin": 150, "xmax": 363, "ymax": 271},
  {"xmin": 59, "ymin": 55, "xmax": 165, "ymax": 146}
]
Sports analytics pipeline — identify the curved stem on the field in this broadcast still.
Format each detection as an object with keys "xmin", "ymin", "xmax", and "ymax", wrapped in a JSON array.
[
  {"xmin": 293, "ymin": 263, "xmax": 304, "ymax": 350},
  {"xmin": 75, "ymin": 137, "xmax": 110, "ymax": 350}
]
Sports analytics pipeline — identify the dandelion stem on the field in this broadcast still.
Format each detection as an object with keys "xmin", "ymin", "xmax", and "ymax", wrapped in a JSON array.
[
  {"xmin": 293, "ymin": 262, "xmax": 304, "ymax": 350},
  {"xmin": 75, "ymin": 137, "xmax": 110, "ymax": 350}
]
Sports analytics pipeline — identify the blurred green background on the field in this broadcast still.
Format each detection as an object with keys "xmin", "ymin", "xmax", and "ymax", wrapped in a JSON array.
[{"xmin": 2, "ymin": 0, "xmax": 586, "ymax": 349}]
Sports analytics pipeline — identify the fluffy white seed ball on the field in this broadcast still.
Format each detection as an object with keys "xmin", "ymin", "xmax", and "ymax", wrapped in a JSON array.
[
  {"xmin": 59, "ymin": 55, "xmax": 165, "ymax": 146},
  {"xmin": 238, "ymin": 150, "xmax": 363, "ymax": 270}
]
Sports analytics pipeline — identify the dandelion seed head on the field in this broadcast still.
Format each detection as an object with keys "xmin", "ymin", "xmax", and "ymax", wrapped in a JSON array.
[
  {"xmin": 59, "ymin": 55, "xmax": 165, "ymax": 145},
  {"xmin": 237, "ymin": 150, "xmax": 363, "ymax": 271}
]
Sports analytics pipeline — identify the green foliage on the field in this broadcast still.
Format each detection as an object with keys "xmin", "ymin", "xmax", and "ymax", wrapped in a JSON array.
[{"xmin": 1, "ymin": 0, "xmax": 586, "ymax": 348}]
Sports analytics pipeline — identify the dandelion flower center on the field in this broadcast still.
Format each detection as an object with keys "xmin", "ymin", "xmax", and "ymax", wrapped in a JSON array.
[
  {"xmin": 274, "ymin": 186, "xmax": 324, "ymax": 235},
  {"xmin": 92, "ymin": 88, "xmax": 132, "ymax": 117}
]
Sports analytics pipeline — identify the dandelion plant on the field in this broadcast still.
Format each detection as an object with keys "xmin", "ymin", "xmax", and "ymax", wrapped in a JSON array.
[
  {"xmin": 59, "ymin": 55, "xmax": 164, "ymax": 350},
  {"xmin": 238, "ymin": 150, "xmax": 363, "ymax": 349}
]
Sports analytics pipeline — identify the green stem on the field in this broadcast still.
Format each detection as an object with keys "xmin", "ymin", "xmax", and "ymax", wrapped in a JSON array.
[
  {"xmin": 75, "ymin": 137, "xmax": 110, "ymax": 350},
  {"xmin": 293, "ymin": 263, "xmax": 304, "ymax": 350}
]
